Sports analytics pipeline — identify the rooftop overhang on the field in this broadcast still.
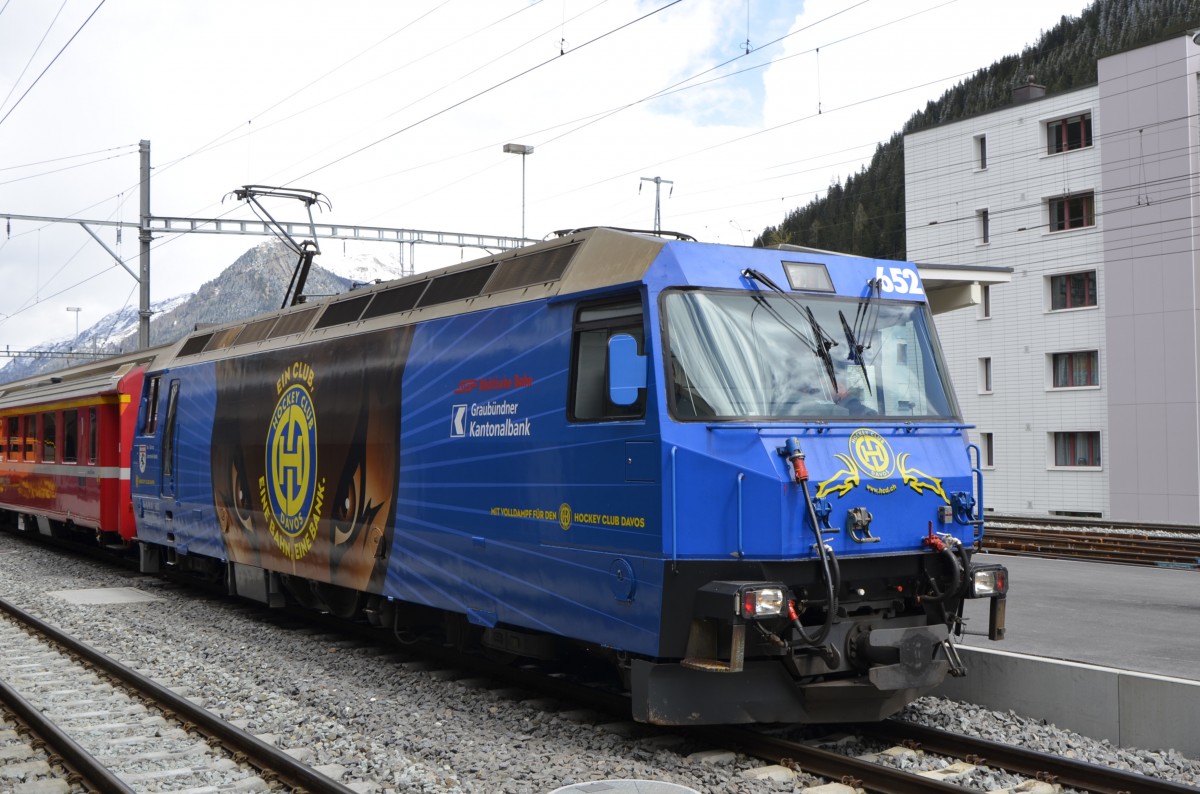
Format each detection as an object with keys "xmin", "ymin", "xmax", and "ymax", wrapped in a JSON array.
[{"xmin": 916, "ymin": 261, "xmax": 1013, "ymax": 315}]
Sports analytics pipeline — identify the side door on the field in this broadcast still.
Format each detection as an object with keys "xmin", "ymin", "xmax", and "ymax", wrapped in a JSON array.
[{"xmin": 557, "ymin": 294, "xmax": 659, "ymax": 554}]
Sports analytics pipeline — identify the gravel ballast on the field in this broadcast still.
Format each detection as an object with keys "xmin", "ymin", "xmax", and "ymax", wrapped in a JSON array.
[{"xmin": 1, "ymin": 531, "xmax": 1196, "ymax": 793}]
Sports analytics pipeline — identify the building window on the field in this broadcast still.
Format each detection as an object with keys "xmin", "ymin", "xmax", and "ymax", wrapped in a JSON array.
[
  {"xmin": 1054, "ymin": 431, "xmax": 1100, "ymax": 467},
  {"xmin": 979, "ymin": 357, "xmax": 992, "ymax": 393},
  {"xmin": 981, "ymin": 432, "xmax": 994, "ymax": 467},
  {"xmin": 976, "ymin": 134, "xmax": 987, "ymax": 169},
  {"xmin": 1050, "ymin": 271, "xmax": 1096, "ymax": 310},
  {"xmin": 1049, "ymin": 192, "xmax": 1094, "ymax": 231},
  {"xmin": 980, "ymin": 284, "xmax": 991, "ymax": 319},
  {"xmin": 977, "ymin": 209, "xmax": 990, "ymax": 244},
  {"xmin": 1052, "ymin": 351, "xmax": 1099, "ymax": 388},
  {"xmin": 1047, "ymin": 113, "xmax": 1092, "ymax": 154}
]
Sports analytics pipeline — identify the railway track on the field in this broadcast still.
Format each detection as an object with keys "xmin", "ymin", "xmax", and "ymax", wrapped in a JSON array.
[
  {"xmin": 982, "ymin": 516, "xmax": 1200, "ymax": 569},
  {"xmin": 711, "ymin": 720, "xmax": 1200, "ymax": 793},
  {"xmin": 0, "ymin": 597, "xmax": 359, "ymax": 793},
  {"xmin": 234, "ymin": 604, "xmax": 1200, "ymax": 793}
]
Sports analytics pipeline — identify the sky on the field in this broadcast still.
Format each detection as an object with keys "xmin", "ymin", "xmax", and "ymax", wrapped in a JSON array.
[{"xmin": 0, "ymin": 0, "xmax": 1096, "ymax": 352}]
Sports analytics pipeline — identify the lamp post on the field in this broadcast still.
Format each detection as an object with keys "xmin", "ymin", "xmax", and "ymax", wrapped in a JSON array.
[
  {"xmin": 729, "ymin": 220, "xmax": 747, "ymax": 245},
  {"xmin": 66, "ymin": 306, "xmax": 81, "ymax": 351},
  {"xmin": 503, "ymin": 143, "xmax": 533, "ymax": 239}
]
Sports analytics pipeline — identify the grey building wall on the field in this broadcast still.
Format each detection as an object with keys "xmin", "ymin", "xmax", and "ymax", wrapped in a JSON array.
[
  {"xmin": 1099, "ymin": 36, "xmax": 1200, "ymax": 524},
  {"xmin": 904, "ymin": 33, "xmax": 1200, "ymax": 523},
  {"xmin": 905, "ymin": 86, "xmax": 1107, "ymax": 517}
]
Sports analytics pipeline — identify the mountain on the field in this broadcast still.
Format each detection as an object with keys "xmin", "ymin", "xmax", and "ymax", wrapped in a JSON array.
[
  {"xmin": 0, "ymin": 239, "xmax": 406, "ymax": 383},
  {"xmin": 756, "ymin": 0, "xmax": 1199, "ymax": 257}
]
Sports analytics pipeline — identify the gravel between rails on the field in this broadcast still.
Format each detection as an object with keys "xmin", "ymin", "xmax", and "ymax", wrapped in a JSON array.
[{"xmin": 1, "ymin": 532, "xmax": 1197, "ymax": 793}]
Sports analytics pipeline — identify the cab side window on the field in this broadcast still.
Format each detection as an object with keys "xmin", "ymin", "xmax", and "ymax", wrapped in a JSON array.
[
  {"xmin": 140, "ymin": 376, "xmax": 161, "ymax": 435},
  {"xmin": 161, "ymin": 380, "xmax": 180, "ymax": 477},
  {"xmin": 569, "ymin": 297, "xmax": 646, "ymax": 421}
]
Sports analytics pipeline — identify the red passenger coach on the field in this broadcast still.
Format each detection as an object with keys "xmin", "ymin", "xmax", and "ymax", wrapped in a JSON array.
[{"xmin": 0, "ymin": 348, "xmax": 167, "ymax": 542}]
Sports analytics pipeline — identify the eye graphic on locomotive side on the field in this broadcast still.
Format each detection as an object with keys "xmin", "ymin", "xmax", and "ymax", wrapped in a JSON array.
[{"xmin": 210, "ymin": 326, "xmax": 412, "ymax": 591}]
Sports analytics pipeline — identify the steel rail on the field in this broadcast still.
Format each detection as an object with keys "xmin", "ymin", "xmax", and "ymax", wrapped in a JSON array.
[
  {"xmin": 707, "ymin": 726, "xmax": 971, "ymax": 794},
  {"xmin": 984, "ymin": 526, "xmax": 1200, "ymax": 567},
  {"xmin": 0, "ymin": 597, "xmax": 358, "ymax": 794},
  {"xmin": 868, "ymin": 720, "xmax": 1200, "ymax": 794},
  {"xmin": 0, "ymin": 677, "xmax": 135, "ymax": 794},
  {"xmin": 986, "ymin": 514, "xmax": 1200, "ymax": 535}
]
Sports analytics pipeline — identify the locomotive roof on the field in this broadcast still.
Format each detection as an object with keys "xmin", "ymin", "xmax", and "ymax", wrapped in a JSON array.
[
  {"xmin": 77, "ymin": 225, "xmax": 1003, "ymax": 371},
  {"xmin": 0, "ymin": 344, "xmax": 172, "ymax": 411},
  {"xmin": 163, "ymin": 226, "xmax": 669, "ymax": 367},
  {"xmin": 0, "ymin": 228, "xmax": 1012, "ymax": 391}
]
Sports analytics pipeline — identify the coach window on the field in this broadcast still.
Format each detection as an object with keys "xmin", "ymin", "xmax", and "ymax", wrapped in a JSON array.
[
  {"xmin": 62, "ymin": 409, "xmax": 79, "ymax": 463},
  {"xmin": 87, "ymin": 407, "xmax": 97, "ymax": 465},
  {"xmin": 42, "ymin": 412, "xmax": 57, "ymax": 463},
  {"xmin": 24, "ymin": 415, "xmax": 37, "ymax": 460},
  {"xmin": 5, "ymin": 417, "xmax": 17, "ymax": 461},
  {"xmin": 570, "ymin": 297, "xmax": 646, "ymax": 421}
]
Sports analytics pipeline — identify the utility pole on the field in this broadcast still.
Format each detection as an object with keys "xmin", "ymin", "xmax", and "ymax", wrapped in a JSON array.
[
  {"xmin": 639, "ymin": 176, "xmax": 673, "ymax": 232},
  {"xmin": 3, "ymin": 135, "xmax": 537, "ymax": 356},
  {"xmin": 138, "ymin": 139, "xmax": 151, "ymax": 349}
]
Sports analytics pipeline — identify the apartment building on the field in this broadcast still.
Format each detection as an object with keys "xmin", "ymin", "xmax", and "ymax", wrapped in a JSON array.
[{"xmin": 905, "ymin": 34, "xmax": 1200, "ymax": 523}]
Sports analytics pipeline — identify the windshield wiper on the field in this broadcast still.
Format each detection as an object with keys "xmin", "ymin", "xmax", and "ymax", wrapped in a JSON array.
[
  {"xmin": 851, "ymin": 277, "xmax": 882, "ymax": 353},
  {"xmin": 742, "ymin": 268, "xmax": 842, "ymax": 393},
  {"xmin": 804, "ymin": 306, "xmax": 839, "ymax": 393},
  {"xmin": 839, "ymin": 310, "xmax": 871, "ymax": 395}
]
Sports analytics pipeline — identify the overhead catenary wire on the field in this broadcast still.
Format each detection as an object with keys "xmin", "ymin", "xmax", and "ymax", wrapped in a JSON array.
[
  {"xmin": 0, "ymin": 0, "xmax": 69, "ymax": 116},
  {"xmin": 284, "ymin": 0, "xmax": 687, "ymax": 186},
  {"xmin": 0, "ymin": 0, "xmax": 107, "ymax": 131},
  {"xmin": 1, "ymin": 1, "xmax": 1192, "ymax": 349}
]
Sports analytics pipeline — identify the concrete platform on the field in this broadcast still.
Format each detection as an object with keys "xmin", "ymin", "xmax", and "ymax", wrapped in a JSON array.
[
  {"xmin": 944, "ymin": 553, "xmax": 1200, "ymax": 757},
  {"xmin": 937, "ymin": 646, "xmax": 1200, "ymax": 758},
  {"xmin": 958, "ymin": 553, "xmax": 1200, "ymax": 680}
]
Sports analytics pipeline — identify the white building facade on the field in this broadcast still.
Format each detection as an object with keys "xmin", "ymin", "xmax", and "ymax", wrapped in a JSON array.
[{"xmin": 905, "ymin": 34, "xmax": 1200, "ymax": 523}]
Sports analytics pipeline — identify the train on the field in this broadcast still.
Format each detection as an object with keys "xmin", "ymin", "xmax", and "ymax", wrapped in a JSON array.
[{"xmin": 0, "ymin": 227, "xmax": 1007, "ymax": 724}]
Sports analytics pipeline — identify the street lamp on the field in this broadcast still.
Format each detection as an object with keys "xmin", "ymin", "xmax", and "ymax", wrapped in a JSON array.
[
  {"xmin": 503, "ymin": 143, "xmax": 533, "ymax": 240},
  {"xmin": 66, "ymin": 306, "xmax": 81, "ymax": 350},
  {"xmin": 729, "ymin": 220, "xmax": 747, "ymax": 245}
]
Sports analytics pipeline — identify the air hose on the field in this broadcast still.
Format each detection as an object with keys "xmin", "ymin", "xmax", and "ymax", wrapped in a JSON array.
[
  {"xmin": 920, "ymin": 529, "xmax": 967, "ymax": 604},
  {"xmin": 783, "ymin": 438, "xmax": 838, "ymax": 648}
]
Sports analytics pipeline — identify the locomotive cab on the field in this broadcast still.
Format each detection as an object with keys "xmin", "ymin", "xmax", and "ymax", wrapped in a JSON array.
[{"xmin": 620, "ymin": 249, "xmax": 1008, "ymax": 723}]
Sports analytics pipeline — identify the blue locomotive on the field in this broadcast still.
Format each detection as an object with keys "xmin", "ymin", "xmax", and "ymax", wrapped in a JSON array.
[{"xmin": 129, "ymin": 227, "xmax": 1007, "ymax": 724}]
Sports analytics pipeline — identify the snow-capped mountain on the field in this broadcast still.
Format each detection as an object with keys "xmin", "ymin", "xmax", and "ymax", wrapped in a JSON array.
[
  {"xmin": 315, "ymin": 242, "xmax": 411, "ymax": 286},
  {"xmin": 0, "ymin": 239, "xmax": 379, "ymax": 384}
]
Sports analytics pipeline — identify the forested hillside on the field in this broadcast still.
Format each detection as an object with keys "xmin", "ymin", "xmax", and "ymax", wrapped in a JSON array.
[{"xmin": 756, "ymin": 0, "xmax": 1199, "ymax": 258}]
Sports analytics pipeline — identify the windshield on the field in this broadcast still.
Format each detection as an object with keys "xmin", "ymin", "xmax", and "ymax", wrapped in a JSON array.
[{"xmin": 663, "ymin": 289, "xmax": 958, "ymax": 421}]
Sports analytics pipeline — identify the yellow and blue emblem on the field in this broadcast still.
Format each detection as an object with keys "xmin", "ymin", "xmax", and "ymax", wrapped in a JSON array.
[
  {"xmin": 260, "ymin": 362, "xmax": 325, "ymax": 560},
  {"xmin": 815, "ymin": 429, "xmax": 948, "ymax": 503},
  {"xmin": 850, "ymin": 428, "xmax": 894, "ymax": 479}
]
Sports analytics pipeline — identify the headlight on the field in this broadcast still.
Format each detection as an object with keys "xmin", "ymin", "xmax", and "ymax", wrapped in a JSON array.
[
  {"xmin": 739, "ymin": 586, "xmax": 785, "ymax": 618},
  {"xmin": 968, "ymin": 564, "xmax": 1008, "ymax": 598}
]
